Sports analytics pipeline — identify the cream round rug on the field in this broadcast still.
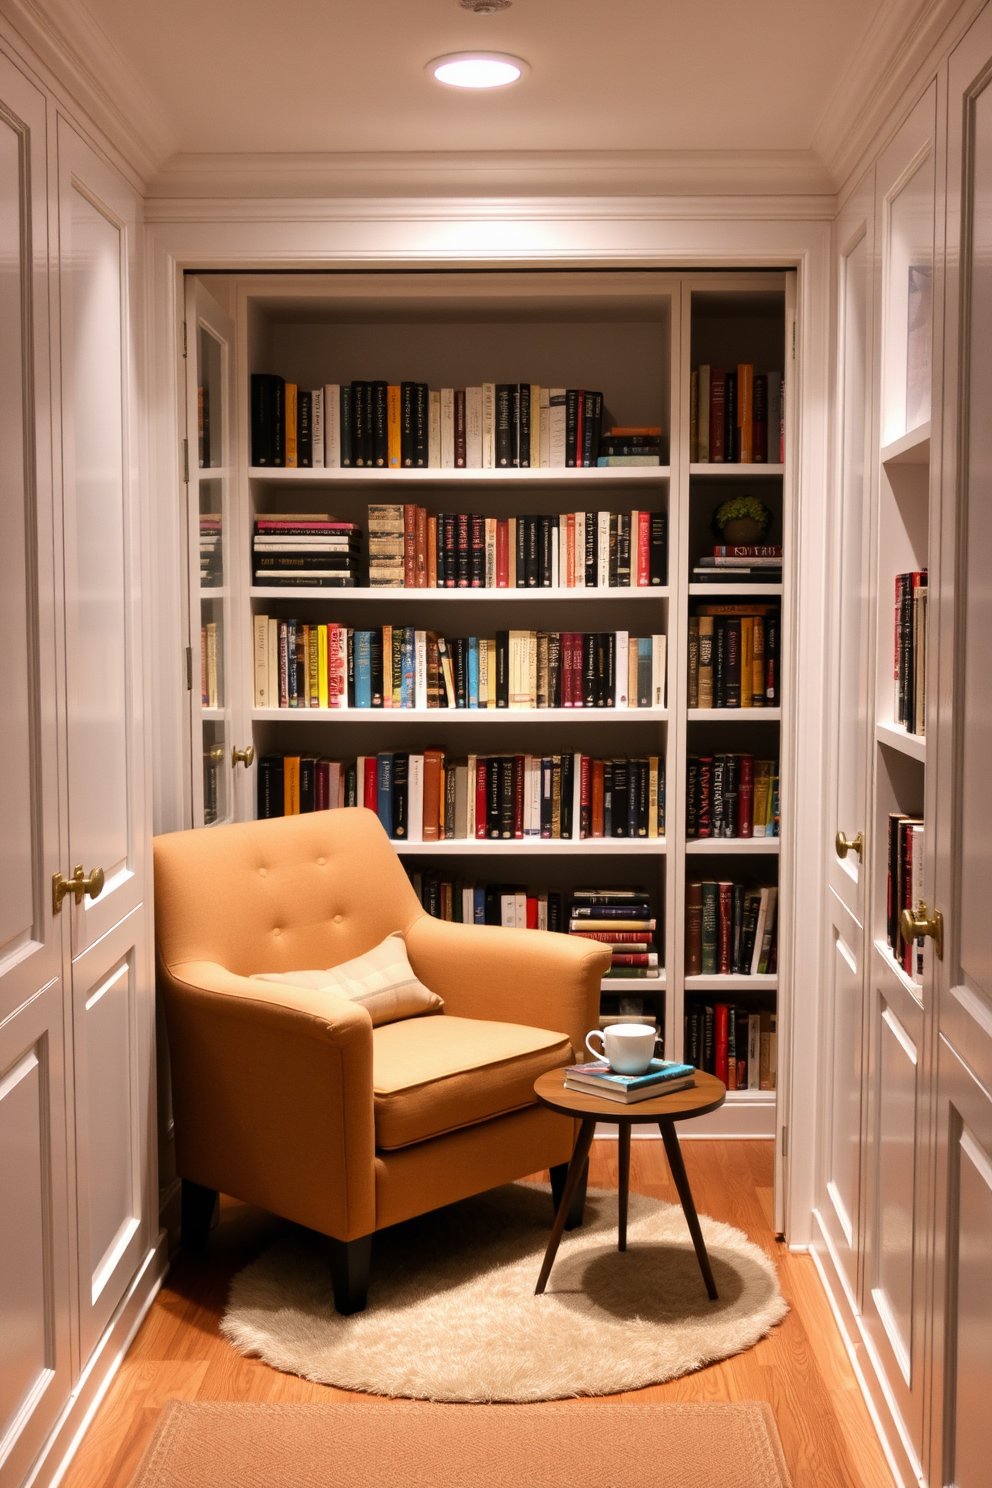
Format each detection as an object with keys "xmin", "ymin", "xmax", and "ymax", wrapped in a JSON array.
[{"xmin": 221, "ymin": 1183, "xmax": 788, "ymax": 1402}]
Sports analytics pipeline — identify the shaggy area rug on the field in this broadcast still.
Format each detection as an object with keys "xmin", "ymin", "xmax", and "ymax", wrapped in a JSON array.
[
  {"xmin": 130, "ymin": 1400, "xmax": 794, "ymax": 1488},
  {"xmin": 220, "ymin": 1183, "xmax": 788, "ymax": 1402}
]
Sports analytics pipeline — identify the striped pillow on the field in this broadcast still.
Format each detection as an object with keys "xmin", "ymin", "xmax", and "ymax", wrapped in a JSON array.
[{"xmin": 250, "ymin": 932, "xmax": 443, "ymax": 1027}]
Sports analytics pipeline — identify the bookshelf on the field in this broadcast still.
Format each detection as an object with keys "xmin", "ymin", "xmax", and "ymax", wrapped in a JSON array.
[{"xmin": 184, "ymin": 269, "xmax": 795, "ymax": 1135}]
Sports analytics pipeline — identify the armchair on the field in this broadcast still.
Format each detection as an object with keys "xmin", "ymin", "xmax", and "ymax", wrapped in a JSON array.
[{"xmin": 153, "ymin": 807, "xmax": 609, "ymax": 1312}]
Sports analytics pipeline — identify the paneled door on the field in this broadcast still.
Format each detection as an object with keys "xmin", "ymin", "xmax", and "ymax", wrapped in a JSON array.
[
  {"xmin": 817, "ymin": 169, "xmax": 876, "ymax": 1305},
  {"xmin": 930, "ymin": 13, "xmax": 992, "ymax": 1485},
  {"xmin": 56, "ymin": 121, "xmax": 152, "ymax": 1370},
  {"xmin": 0, "ymin": 56, "xmax": 72, "ymax": 1488}
]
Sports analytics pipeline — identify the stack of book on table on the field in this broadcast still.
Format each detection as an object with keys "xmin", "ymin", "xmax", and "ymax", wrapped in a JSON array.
[
  {"xmin": 568, "ymin": 888, "xmax": 661, "ymax": 978},
  {"xmin": 565, "ymin": 1058, "xmax": 695, "ymax": 1105}
]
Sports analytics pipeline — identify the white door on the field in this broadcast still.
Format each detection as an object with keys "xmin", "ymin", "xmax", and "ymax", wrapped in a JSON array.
[
  {"xmin": 56, "ymin": 121, "xmax": 152, "ymax": 1369},
  {"xmin": 816, "ymin": 169, "xmax": 876, "ymax": 1304},
  {"xmin": 0, "ymin": 56, "xmax": 73, "ymax": 1488},
  {"xmin": 930, "ymin": 14, "xmax": 992, "ymax": 1485}
]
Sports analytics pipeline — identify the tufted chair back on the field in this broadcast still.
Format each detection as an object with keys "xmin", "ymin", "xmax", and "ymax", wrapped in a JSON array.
[{"xmin": 153, "ymin": 807, "xmax": 424, "ymax": 979}]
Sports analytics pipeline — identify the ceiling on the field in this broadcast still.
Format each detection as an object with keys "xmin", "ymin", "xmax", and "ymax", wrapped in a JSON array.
[{"xmin": 11, "ymin": 0, "xmax": 951, "ymax": 195}]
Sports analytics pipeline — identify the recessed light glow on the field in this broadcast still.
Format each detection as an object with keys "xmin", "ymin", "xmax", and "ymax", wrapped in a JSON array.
[{"xmin": 429, "ymin": 52, "xmax": 528, "ymax": 89}]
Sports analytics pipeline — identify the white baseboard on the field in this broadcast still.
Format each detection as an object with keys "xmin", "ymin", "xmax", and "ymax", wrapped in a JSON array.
[{"xmin": 24, "ymin": 1232, "xmax": 169, "ymax": 1488}]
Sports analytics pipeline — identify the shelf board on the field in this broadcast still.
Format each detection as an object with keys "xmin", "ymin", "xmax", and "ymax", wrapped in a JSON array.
[
  {"xmin": 689, "ymin": 463, "xmax": 784, "ymax": 477},
  {"xmin": 876, "ymin": 722, "xmax": 926, "ymax": 763},
  {"xmin": 685, "ymin": 837, "xmax": 779, "ymax": 854},
  {"xmin": 251, "ymin": 707, "xmax": 668, "ymax": 723},
  {"xmin": 689, "ymin": 583, "xmax": 782, "ymax": 596},
  {"xmin": 250, "ymin": 466, "xmax": 670, "ymax": 486},
  {"xmin": 688, "ymin": 707, "xmax": 781, "ymax": 722},
  {"xmin": 725, "ymin": 1088, "xmax": 777, "ymax": 1102},
  {"xmin": 873, "ymin": 939, "xmax": 924, "ymax": 1002},
  {"xmin": 684, "ymin": 973, "xmax": 778, "ymax": 991},
  {"xmin": 200, "ymin": 586, "xmax": 229, "ymax": 600},
  {"xmin": 880, "ymin": 422, "xmax": 930, "ymax": 466},
  {"xmin": 392, "ymin": 839, "xmax": 667, "ymax": 856},
  {"xmin": 200, "ymin": 707, "xmax": 227, "ymax": 721},
  {"xmin": 250, "ymin": 585, "xmax": 671, "ymax": 601},
  {"xmin": 600, "ymin": 975, "xmax": 666, "ymax": 992}
]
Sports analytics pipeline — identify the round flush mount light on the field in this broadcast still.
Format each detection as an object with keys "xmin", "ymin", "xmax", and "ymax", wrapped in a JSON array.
[{"xmin": 428, "ymin": 52, "xmax": 529, "ymax": 88}]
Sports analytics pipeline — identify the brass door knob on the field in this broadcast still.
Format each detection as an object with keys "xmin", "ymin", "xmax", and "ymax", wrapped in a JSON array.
[
  {"xmin": 232, "ymin": 744, "xmax": 255, "ymax": 769},
  {"xmin": 52, "ymin": 864, "xmax": 105, "ymax": 914},
  {"xmin": 900, "ymin": 903, "xmax": 943, "ymax": 961},
  {"xmin": 835, "ymin": 830, "xmax": 864, "ymax": 861}
]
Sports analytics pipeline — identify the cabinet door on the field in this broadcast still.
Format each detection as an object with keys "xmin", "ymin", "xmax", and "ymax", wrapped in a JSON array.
[
  {"xmin": 184, "ymin": 278, "xmax": 249, "ymax": 826},
  {"xmin": 818, "ymin": 174, "xmax": 875, "ymax": 1303},
  {"xmin": 861, "ymin": 84, "xmax": 938, "ymax": 1475},
  {"xmin": 0, "ymin": 55, "xmax": 73, "ymax": 1488},
  {"xmin": 931, "ymin": 12, "xmax": 992, "ymax": 1482},
  {"xmin": 56, "ymin": 121, "xmax": 151, "ymax": 1368}
]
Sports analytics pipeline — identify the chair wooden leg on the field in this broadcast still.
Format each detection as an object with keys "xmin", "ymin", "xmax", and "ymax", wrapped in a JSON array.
[
  {"xmin": 180, "ymin": 1179, "xmax": 218, "ymax": 1254},
  {"xmin": 328, "ymin": 1234, "xmax": 373, "ymax": 1315},
  {"xmin": 550, "ymin": 1158, "xmax": 588, "ymax": 1230}
]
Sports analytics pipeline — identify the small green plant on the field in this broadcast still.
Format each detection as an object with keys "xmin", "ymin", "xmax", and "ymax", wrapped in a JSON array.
[{"xmin": 711, "ymin": 496, "xmax": 772, "ymax": 533}]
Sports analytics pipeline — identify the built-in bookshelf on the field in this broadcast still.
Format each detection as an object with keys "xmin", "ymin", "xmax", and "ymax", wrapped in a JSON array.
[{"xmin": 183, "ymin": 270, "xmax": 795, "ymax": 1135}]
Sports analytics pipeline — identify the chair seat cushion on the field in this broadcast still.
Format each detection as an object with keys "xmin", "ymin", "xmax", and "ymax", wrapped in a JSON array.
[{"xmin": 372, "ymin": 1016, "xmax": 571, "ymax": 1150}]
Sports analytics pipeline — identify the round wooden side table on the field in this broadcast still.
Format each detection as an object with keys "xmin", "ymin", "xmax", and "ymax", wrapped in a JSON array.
[{"xmin": 533, "ymin": 1067, "xmax": 726, "ymax": 1298}]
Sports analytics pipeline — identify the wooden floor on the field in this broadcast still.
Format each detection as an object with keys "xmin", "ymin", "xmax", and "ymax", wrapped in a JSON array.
[{"xmin": 63, "ymin": 1141, "xmax": 893, "ymax": 1488}]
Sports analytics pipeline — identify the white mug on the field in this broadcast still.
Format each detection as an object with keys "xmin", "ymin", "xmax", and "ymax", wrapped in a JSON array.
[{"xmin": 585, "ymin": 1023, "xmax": 657, "ymax": 1076}]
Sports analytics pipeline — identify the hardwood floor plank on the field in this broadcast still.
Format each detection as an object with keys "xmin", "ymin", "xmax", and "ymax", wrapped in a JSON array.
[{"xmin": 62, "ymin": 1140, "xmax": 893, "ymax": 1488}]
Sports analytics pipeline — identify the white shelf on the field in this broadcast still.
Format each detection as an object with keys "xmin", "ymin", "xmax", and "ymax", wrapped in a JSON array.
[
  {"xmin": 873, "ymin": 939, "xmax": 924, "ymax": 1002},
  {"xmin": 600, "ymin": 975, "xmax": 666, "ymax": 992},
  {"xmin": 251, "ymin": 707, "xmax": 668, "ymax": 723},
  {"xmin": 725, "ymin": 1087, "xmax": 777, "ymax": 1101},
  {"xmin": 195, "ymin": 464, "xmax": 233, "ymax": 479},
  {"xmin": 876, "ymin": 721, "xmax": 926, "ymax": 763},
  {"xmin": 684, "ymin": 973, "xmax": 778, "ymax": 991},
  {"xmin": 688, "ymin": 707, "xmax": 781, "ymax": 721},
  {"xmin": 200, "ymin": 586, "xmax": 229, "ymax": 600},
  {"xmin": 250, "ymin": 585, "xmax": 671, "ymax": 601},
  {"xmin": 250, "ymin": 466, "xmax": 670, "ymax": 486},
  {"xmin": 392, "ymin": 838, "xmax": 667, "ymax": 856},
  {"xmin": 685, "ymin": 837, "xmax": 779, "ymax": 854},
  {"xmin": 880, "ymin": 422, "xmax": 930, "ymax": 466},
  {"xmin": 200, "ymin": 707, "xmax": 227, "ymax": 720},
  {"xmin": 689, "ymin": 463, "xmax": 785, "ymax": 477},
  {"xmin": 689, "ymin": 583, "xmax": 782, "ymax": 596}
]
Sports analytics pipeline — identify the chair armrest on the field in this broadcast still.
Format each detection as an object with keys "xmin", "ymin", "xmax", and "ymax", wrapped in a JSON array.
[
  {"xmin": 403, "ymin": 918, "xmax": 610, "ymax": 1059},
  {"xmin": 159, "ymin": 959, "xmax": 376, "ymax": 1241}
]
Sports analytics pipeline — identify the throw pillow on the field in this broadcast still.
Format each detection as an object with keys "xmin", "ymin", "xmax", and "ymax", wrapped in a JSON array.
[{"xmin": 250, "ymin": 931, "xmax": 442, "ymax": 1027}]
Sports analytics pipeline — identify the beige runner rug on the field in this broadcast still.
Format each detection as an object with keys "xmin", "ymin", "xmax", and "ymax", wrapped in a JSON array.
[{"xmin": 130, "ymin": 1399, "xmax": 792, "ymax": 1488}]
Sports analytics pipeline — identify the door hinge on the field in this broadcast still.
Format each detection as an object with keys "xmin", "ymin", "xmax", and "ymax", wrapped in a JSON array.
[
  {"xmin": 183, "ymin": 438, "xmax": 189, "ymax": 484},
  {"xmin": 781, "ymin": 1125, "xmax": 789, "ymax": 1157},
  {"xmin": 182, "ymin": 320, "xmax": 187, "ymax": 358},
  {"xmin": 185, "ymin": 646, "xmax": 193, "ymax": 691},
  {"xmin": 791, "ymin": 320, "xmax": 796, "ymax": 360}
]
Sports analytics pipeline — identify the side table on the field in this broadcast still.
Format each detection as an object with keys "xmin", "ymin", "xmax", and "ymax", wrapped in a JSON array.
[{"xmin": 533, "ymin": 1068, "xmax": 726, "ymax": 1298}]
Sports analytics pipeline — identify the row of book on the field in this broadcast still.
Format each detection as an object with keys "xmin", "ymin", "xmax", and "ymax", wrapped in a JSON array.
[
  {"xmin": 252, "ymin": 515, "xmax": 362, "ymax": 587},
  {"xmin": 567, "ymin": 887, "xmax": 661, "ymax": 979},
  {"xmin": 367, "ymin": 504, "xmax": 668, "ymax": 589},
  {"xmin": 686, "ymin": 755, "xmax": 779, "ymax": 840},
  {"xmin": 200, "ymin": 512, "xmax": 222, "ymax": 586},
  {"xmin": 691, "ymin": 543, "xmax": 782, "ymax": 586},
  {"xmin": 685, "ymin": 881, "xmax": 778, "ymax": 976},
  {"xmin": 685, "ymin": 1003, "xmax": 777, "ymax": 1090},
  {"xmin": 894, "ymin": 571, "xmax": 927, "ymax": 736},
  {"xmin": 252, "ymin": 618, "xmax": 667, "ymax": 712},
  {"xmin": 887, "ymin": 813, "xmax": 925, "ymax": 984},
  {"xmin": 687, "ymin": 606, "xmax": 780, "ymax": 708},
  {"xmin": 256, "ymin": 752, "xmax": 666, "ymax": 842},
  {"xmin": 689, "ymin": 366, "xmax": 784, "ymax": 464},
  {"xmin": 251, "ymin": 375, "xmax": 664, "ymax": 470}
]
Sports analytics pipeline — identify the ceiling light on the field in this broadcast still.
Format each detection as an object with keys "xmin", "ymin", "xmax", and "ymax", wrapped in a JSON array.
[{"xmin": 428, "ymin": 52, "xmax": 529, "ymax": 89}]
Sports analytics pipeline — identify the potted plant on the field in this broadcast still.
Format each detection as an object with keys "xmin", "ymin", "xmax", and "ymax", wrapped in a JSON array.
[{"xmin": 711, "ymin": 495, "xmax": 773, "ymax": 545}]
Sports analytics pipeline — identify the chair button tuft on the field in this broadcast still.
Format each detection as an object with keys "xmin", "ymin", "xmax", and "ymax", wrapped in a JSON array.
[
  {"xmin": 334, "ymin": 914, "xmax": 343, "ymax": 925},
  {"xmin": 258, "ymin": 867, "xmax": 267, "ymax": 877},
  {"xmin": 317, "ymin": 856, "xmax": 325, "ymax": 866},
  {"xmin": 273, "ymin": 927, "xmax": 281, "ymax": 936}
]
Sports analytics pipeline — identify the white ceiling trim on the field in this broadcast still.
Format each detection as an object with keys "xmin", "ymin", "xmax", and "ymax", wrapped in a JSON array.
[
  {"xmin": 148, "ymin": 148, "xmax": 835, "ymax": 202},
  {"xmin": 0, "ymin": 0, "xmax": 177, "ymax": 182}
]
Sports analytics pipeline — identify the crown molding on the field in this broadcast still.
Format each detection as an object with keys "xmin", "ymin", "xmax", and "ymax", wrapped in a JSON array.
[
  {"xmin": 815, "ymin": 0, "xmax": 985, "ymax": 192},
  {"xmin": 0, "ymin": 0, "xmax": 177, "ymax": 183},
  {"xmin": 147, "ymin": 148, "xmax": 835, "ymax": 203}
]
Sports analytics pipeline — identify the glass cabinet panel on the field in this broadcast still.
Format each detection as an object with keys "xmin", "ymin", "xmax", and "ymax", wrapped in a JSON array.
[{"xmin": 883, "ymin": 147, "xmax": 935, "ymax": 445}]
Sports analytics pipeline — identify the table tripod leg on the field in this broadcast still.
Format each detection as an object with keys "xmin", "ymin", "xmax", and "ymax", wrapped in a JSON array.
[
  {"xmin": 618, "ymin": 1122, "xmax": 631, "ymax": 1252},
  {"xmin": 535, "ymin": 1117, "xmax": 596, "ymax": 1295},
  {"xmin": 659, "ymin": 1119, "xmax": 718, "ymax": 1300}
]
